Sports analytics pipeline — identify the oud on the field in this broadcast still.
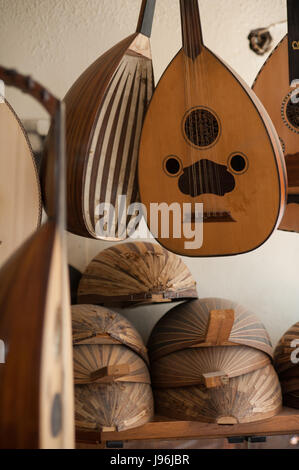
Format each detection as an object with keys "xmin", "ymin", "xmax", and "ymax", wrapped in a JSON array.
[
  {"xmin": 253, "ymin": 0, "xmax": 299, "ymax": 232},
  {"xmin": 42, "ymin": 0, "xmax": 156, "ymax": 241},
  {"xmin": 0, "ymin": 68, "xmax": 74, "ymax": 449},
  {"xmin": 138, "ymin": 0, "xmax": 286, "ymax": 257}
]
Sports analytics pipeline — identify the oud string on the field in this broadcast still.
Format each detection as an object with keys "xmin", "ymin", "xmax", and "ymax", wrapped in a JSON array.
[{"xmin": 182, "ymin": 0, "xmax": 196, "ymax": 227}]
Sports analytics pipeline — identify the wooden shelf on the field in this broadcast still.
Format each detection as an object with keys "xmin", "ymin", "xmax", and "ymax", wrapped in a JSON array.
[{"xmin": 76, "ymin": 407, "xmax": 299, "ymax": 446}]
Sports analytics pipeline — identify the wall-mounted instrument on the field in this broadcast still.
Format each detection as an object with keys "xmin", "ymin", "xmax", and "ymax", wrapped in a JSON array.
[
  {"xmin": 253, "ymin": 0, "xmax": 299, "ymax": 232},
  {"xmin": 138, "ymin": 0, "xmax": 286, "ymax": 257},
  {"xmin": 42, "ymin": 0, "xmax": 156, "ymax": 241},
  {"xmin": 150, "ymin": 345, "xmax": 271, "ymax": 389},
  {"xmin": 0, "ymin": 74, "xmax": 41, "ymax": 268},
  {"xmin": 0, "ymin": 67, "xmax": 74, "ymax": 449}
]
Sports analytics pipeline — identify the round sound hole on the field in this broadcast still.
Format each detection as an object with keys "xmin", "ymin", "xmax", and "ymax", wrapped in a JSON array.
[
  {"xmin": 281, "ymin": 91, "xmax": 299, "ymax": 134},
  {"xmin": 228, "ymin": 153, "xmax": 248, "ymax": 175},
  {"xmin": 183, "ymin": 107, "xmax": 220, "ymax": 148},
  {"xmin": 163, "ymin": 155, "xmax": 182, "ymax": 177}
]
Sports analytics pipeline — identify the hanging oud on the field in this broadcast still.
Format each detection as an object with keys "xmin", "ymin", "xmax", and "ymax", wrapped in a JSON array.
[
  {"xmin": 0, "ymin": 67, "xmax": 74, "ymax": 449},
  {"xmin": 253, "ymin": 0, "xmax": 299, "ymax": 232},
  {"xmin": 138, "ymin": 0, "xmax": 286, "ymax": 257},
  {"xmin": 0, "ymin": 76, "xmax": 41, "ymax": 268},
  {"xmin": 42, "ymin": 0, "xmax": 156, "ymax": 241}
]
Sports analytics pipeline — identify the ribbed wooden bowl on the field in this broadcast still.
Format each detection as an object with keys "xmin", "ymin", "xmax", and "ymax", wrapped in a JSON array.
[
  {"xmin": 73, "ymin": 344, "xmax": 150, "ymax": 385},
  {"xmin": 75, "ymin": 382, "xmax": 154, "ymax": 432},
  {"xmin": 72, "ymin": 304, "xmax": 148, "ymax": 364},
  {"xmin": 148, "ymin": 298, "xmax": 273, "ymax": 361},
  {"xmin": 151, "ymin": 345, "xmax": 270, "ymax": 389},
  {"xmin": 154, "ymin": 364, "xmax": 282, "ymax": 424},
  {"xmin": 274, "ymin": 322, "xmax": 299, "ymax": 408},
  {"xmin": 77, "ymin": 241, "xmax": 197, "ymax": 307}
]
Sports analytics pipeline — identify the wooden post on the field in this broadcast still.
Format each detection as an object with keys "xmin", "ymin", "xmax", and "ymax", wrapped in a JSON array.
[
  {"xmin": 205, "ymin": 309, "xmax": 235, "ymax": 345},
  {"xmin": 90, "ymin": 364, "xmax": 130, "ymax": 383}
]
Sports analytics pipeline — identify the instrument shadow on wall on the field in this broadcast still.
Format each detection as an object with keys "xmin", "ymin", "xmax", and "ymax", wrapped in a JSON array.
[
  {"xmin": 0, "ymin": 67, "xmax": 74, "ymax": 449},
  {"xmin": 138, "ymin": 0, "xmax": 287, "ymax": 257}
]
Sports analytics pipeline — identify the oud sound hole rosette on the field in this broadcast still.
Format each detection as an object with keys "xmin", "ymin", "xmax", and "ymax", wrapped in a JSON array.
[
  {"xmin": 281, "ymin": 91, "xmax": 299, "ymax": 134},
  {"xmin": 228, "ymin": 152, "xmax": 249, "ymax": 175},
  {"xmin": 183, "ymin": 107, "xmax": 220, "ymax": 148}
]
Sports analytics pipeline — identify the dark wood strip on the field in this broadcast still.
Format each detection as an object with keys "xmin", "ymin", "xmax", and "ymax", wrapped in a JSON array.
[{"xmin": 89, "ymin": 64, "xmax": 128, "ymax": 230}]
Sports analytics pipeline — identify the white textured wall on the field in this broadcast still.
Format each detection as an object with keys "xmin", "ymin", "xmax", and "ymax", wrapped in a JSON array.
[{"xmin": 2, "ymin": 0, "xmax": 298, "ymax": 348}]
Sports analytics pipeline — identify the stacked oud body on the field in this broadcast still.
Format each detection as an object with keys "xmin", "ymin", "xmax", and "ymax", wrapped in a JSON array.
[
  {"xmin": 149, "ymin": 298, "xmax": 282, "ymax": 424},
  {"xmin": 73, "ymin": 305, "xmax": 154, "ymax": 432},
  {"xmin": 274, "ymin": 322, "xmax": 299, "ymax": 408}
]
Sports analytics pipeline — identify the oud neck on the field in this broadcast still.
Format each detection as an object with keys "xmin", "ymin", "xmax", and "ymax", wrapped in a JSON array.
[
  {"xmin": 180, "ymin": 0, "xmax": 204, "ymax": 59},
  {"xmin": 136, "ymin": 0, "xmax": 156, "ymax": 38}
]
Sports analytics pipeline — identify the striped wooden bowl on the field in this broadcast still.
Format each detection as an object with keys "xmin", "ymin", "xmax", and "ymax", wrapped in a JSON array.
[
  {"xmin": 78, "ymin": 242, "xmax": 198, "ymax": 307},
  {"xmin": 148, "ymin": 298, "xmax": 273, "ymax": 361},
  {"xmin": 73, "ymin": 344, "xmax": 150, "ymax": 385},
  {"xmin": 42, "ymin": 1, "xmax": 156, "ymax": 241},
  {"xmin": 151, "ymin": 345, "xmax": 270, "ymax": 389},
  {"xmin": 283, "ymin": 391, "xmax": 299, "ymax": 409},
  {"xmin": 154, "ymin": 364, "xmax": 282, "ymax": 424},
  {"xmin": 75, "ymin": 382, "xmax": 154, "ymax": 432},
  {"xmin": 72, "ymin": 304, "xmax": 148, "ymax": 364}
]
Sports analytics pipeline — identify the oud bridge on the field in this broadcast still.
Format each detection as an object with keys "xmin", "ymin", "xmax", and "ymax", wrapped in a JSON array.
[{"xmin": 183, "ymin": 212, "xmax": 236, "ymax": 224}]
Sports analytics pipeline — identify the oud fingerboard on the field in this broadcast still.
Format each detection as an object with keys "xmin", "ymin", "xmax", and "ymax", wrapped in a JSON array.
[{"xmin": 287, "ymin": 0, "xmax": 299, "ymax": 84}]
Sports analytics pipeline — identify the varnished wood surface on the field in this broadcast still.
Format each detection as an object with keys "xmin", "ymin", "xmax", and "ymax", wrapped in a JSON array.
[
  {"xmin": 76, "ymin": 407, "xmax": 299, "ymax": 445},
  {"xmin": 138, "ymin": 2, "xmax": 286, "ymax": 256},
  {"xmin": 151, "ymin": 346, "xmax": 270, "ymax": 388},
  {"xmin": 72, "ymin": 304, "xmax": 149, "ymax": 363},
  {"xmin": 253, "ymin": 35, "xmax": 299, "ymax": 232},
  {"xmin": 0, "ymin": 99, "xmax": 41, "ymax": 268},
  {"xmin": 148, "ymin": 298, "xmax": 273, "ymax": 362},
  {"xmin": 274, "ymin": 321, "xmax": 299, "ymax": 408},
  {"xmin": 78, "ymin": 242, "xmax": 197, "ymax": 307}
]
